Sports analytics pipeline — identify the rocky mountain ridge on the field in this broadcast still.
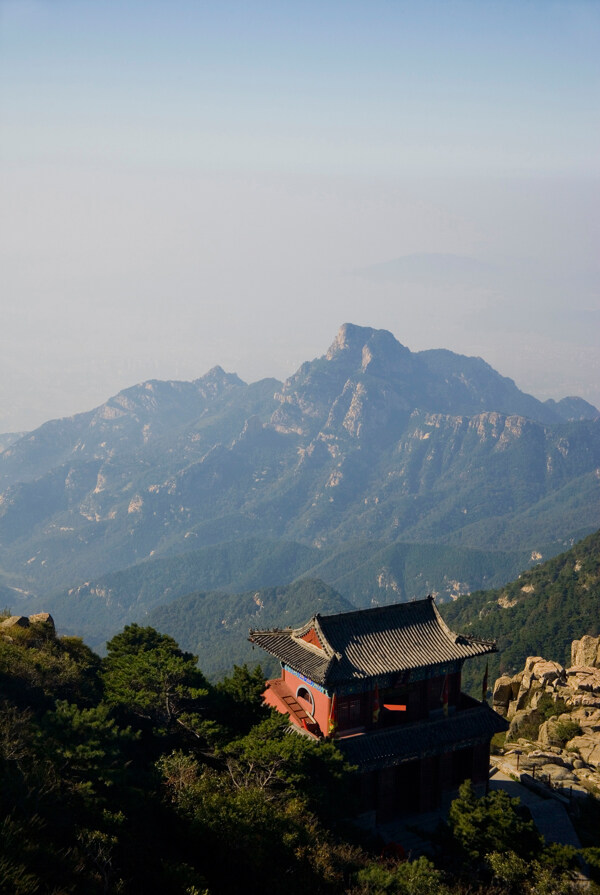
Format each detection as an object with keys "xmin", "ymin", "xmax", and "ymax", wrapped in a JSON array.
[
  {"xmin": 1, "ymin": 324, "xmax": 599, "ymax": 606},
  {"xmin": 0, "ymin": 365, "xmax": 247, "ymax": 488}
]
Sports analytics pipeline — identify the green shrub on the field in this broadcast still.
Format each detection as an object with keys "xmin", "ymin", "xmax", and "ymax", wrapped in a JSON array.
[
  {"xmin": 517, "ymin": 713, "xmax": 544, "ymax": 742},
  {"xmin": 554, "ymin": 720, "xmax": 582, "ymax": 746},
  {"xmin": 350, "ymin": 856, "xmax": 450, "ymax": 895},
  {"xmin": 490, "ymin": 731, "xmax": 506, "ymax": 754},
  {"xmin": 448, "ymin": 780, "xmax": 542, "ymax": 864},
  {"xmin": 537, "ymin": 694, "xmax": 569, "ymax": 721},
  {"xmin": 582, "ymin": 847, "xmax": 600, "ymax": 884}
]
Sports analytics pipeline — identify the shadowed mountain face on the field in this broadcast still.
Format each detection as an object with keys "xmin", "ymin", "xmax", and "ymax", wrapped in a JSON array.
[{"xmin": 0, "ymin": 323, "xmax": 599, "ymax": 604}]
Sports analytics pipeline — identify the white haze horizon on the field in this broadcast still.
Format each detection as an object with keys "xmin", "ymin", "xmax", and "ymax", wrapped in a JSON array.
[{"xmin": 2, "ymin": 1, "xmax": 599, "ymax": 432}]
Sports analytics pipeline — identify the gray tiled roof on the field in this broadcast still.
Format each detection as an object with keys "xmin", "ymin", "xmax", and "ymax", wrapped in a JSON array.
[
  {"xmin": 249, "ymin": 596, "xmax": 496, "ymax": 687},
  {"xmin": 251, "ymin": 631, "xmax": 334, "ymax": 683},
  {"xmin": 337, "ymin": 704, "xmax": 509, "ymax": 771}
]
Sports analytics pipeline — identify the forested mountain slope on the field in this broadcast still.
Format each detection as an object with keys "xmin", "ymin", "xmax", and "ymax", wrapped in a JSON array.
[
  {"xmin": 146, "ymin": 578, "xmax": 354, "ymax": 679},
  {"xmin": 440, "ymin": 528, "xmax": 600, "ymax": 694},
  {"xmin": 46, "ymin": 536, "xmax": 535, "ymax": 652}
]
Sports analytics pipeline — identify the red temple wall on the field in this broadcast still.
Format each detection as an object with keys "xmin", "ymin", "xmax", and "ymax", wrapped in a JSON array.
[
  {"xmin": 277, "ymin": 666, "xmax": 466, "ymax": 737},
  {"xmin": 263, "ymin": 685, "xmax": 285, "ymax": 715},
  {"xmin": 283, "ymin": 667, "xmax": 332, "ymax": 736},
  {"xmin": 300, "ymin": 627, "xmax": 323, "ymax": 649}
]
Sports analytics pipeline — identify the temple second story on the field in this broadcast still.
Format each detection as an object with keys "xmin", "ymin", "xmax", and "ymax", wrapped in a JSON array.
[{"xmin": 249, "ymin": 596, "xmax": 495, "ymax": 739}]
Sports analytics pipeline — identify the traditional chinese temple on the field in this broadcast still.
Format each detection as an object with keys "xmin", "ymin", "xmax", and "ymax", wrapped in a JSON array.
[{"xmin": 249, "ymin": 596, "xmax": 508, "ymax": 821}]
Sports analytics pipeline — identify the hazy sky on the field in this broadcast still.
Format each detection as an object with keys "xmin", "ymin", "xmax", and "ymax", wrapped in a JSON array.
[{"xmin": 1, "ymin": 0, "xmax": 599, "ymax": 431}]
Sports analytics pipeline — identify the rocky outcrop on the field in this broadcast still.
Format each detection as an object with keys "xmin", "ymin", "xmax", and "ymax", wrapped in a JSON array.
[
  {"xmin": 571, "ymin": 635, "xmax": 600, "ymax": 668},
  {"xmin": 0, "ymin": 615, "xmax": 30, "ymax": 629},
  {"xmin": 492, "ymin": 675, "xmax": 515, "ymax": 711},
  {"xmin": 494, "ymin": 656, "xmax": 569, "ymax": 721},
  {"xmin": 0, "ymin": 612, "xmax": 55, "ymax": 637},
  {"xmin": 28, "ymin": 612, "xmax": 55, "ymax": 630},
  {"xmin": 492, "ymin": 635, "xmax": 600, "ymax": 798},
  {"xmin": 566, "ymin": 667, "xmax": 600, "ymax": 696}
]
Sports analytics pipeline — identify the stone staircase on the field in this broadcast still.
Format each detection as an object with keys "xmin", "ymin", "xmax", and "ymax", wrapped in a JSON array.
[{"xmin": 265, "ymin": 677, "xmax": 320, "ymax": 735}]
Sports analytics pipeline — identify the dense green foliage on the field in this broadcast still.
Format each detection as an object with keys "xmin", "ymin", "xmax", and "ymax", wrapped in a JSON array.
[
  {"xmin": 0, "ymin": 620, "xmax": 361, "ymax": 894},
  {"xmin": 102, "ymin": 625, "xmax": 209, "ymax": 728},
  {"xmin": 447, "ymin": 781, "xmax": 541, "ymax": 863},
  {"xmin": 440, "ymin": 529, "xmax": 600, "ymax": 694},
  {"xmin": 0, "ymin": 614, "xmax": 595, "ymax": 894}
]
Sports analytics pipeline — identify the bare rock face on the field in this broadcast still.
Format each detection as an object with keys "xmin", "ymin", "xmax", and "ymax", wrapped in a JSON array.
[
  {"xmin": 492, "ymin": 675, "xmax": 514, "ymax": 716},
  {"xmin": 28, "ymin": 612, "xmax": 55, "ymax": 631},
  {"xmin": 507, "ymin": 708, "xmax": 537, "ymax": 741},
  {"xmin": 572, "ymin": 708, "xmax": 600, "ymax": 733},
  {"xmin": 0, "ymin": 615, "xmax": 29, "ymax": 629},
  {"xmin": 540, "ymin": 764, "xmax": 577, "ymax": 783},
  {"xmin": 524, "ymin": 656, "xmax": 546, "ymax": 673},
  {"xmin": 511, "ymin": 672, "xmax": 524, "ymax": 697},
  {"xmin": 516, "ymin": 678, "xmax": 544, "ymax": 711},
  {"xmin": 571, "ymin": 694, "xmax": 600, "ymax": 709},
  {"xmin": 567, "ymin": 735, "xmax": 600, "ymax": 769},
  {"xmin": 528, "ymin": 750, "xmax": 568, "ymax": 767},
  {"xmin": 538, "ymin": 718, "xmax": 565, "ymax": 749},
  {"xmin": 494, "ymin": 635, "xmax": 600, "ymax": 795},
  {"xmin": 566, "ymin": 668, "xmax": 600, "ymax": 694},
  {"xmin": 530, "ymin": 660, "xmax": 565, "ymax": 684},
  {"xmin": 571, "ymin": 635, "xmax": 600, "ymax": 669}
]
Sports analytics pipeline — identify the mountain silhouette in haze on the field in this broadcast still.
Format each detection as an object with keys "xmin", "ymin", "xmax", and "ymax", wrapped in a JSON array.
[{"xmin": 0, "ymin": 324, "xmax": 598, "ymax": 617}]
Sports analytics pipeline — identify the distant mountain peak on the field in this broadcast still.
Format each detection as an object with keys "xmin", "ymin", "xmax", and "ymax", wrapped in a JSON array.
[
  {"xmin": 543, "ymin": 396, "xmax": 599, "ymax": 422},
  {"xmin": 327, "ymin": 322, "xmax": 377, "ymax": 357},
  {"xmin": 197, "ymin": 366, "xmax": 245, "ymax": 388},
  {"xmin": 326, "ymin": 323, "xmax": 407, "ymax": 362}
]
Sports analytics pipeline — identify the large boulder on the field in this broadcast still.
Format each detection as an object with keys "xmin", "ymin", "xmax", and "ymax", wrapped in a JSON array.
[
  {"xmin": 493, "ymin": 676, "xmax": 514, "ymax": 715},
  {"xmin": 538, "ymin": 718, "xmax": 565, "ymax": 749},
  {"xmin": 539, "ymin": 764, "xmax": 577, "ymax": 784},
  {"xmin": 530, "ymin": 660, "xmax": 565, "ymax": 684},
  {"xmin": 0, "ymin": 615, "xmax": 30, "ymax": 629},
  {"xmin": 528, "ymin": 749, "xmax": 568, "ymax": 768},
  {"xmin": 28, "ymin": 612, "xmax": 55, "ymax": 632},
  {"xmin": 516, "ymin": 678, "xmax": 543, "ymax": 711},
  {"xmin": 511, "ymin": 672, "xmax": 524, "ymax": 699},
  {"xmin": 571, "ymin": 635, "xmax": 600, "ymax": 669},
  {"xmin": 571, "ymin": 694, "xmax": 600, "ymax": 709},
  {"xmin": 507, "ymin": 708, "xmax": 538, "ymax": 741},
  {"xmin": 567, "ymin": 734, "xmax": 600, "ymax": 769},
  {"xmin": 566, "ymin": 668, "xmax": 600, "ymax": 694},
  {"xmin": 580, "ymin": 710, "xmax": 600, "ymax": 733},
  {"xmin": 524, "ymin": 656, "xmax": 546, "ymax": 673}
]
